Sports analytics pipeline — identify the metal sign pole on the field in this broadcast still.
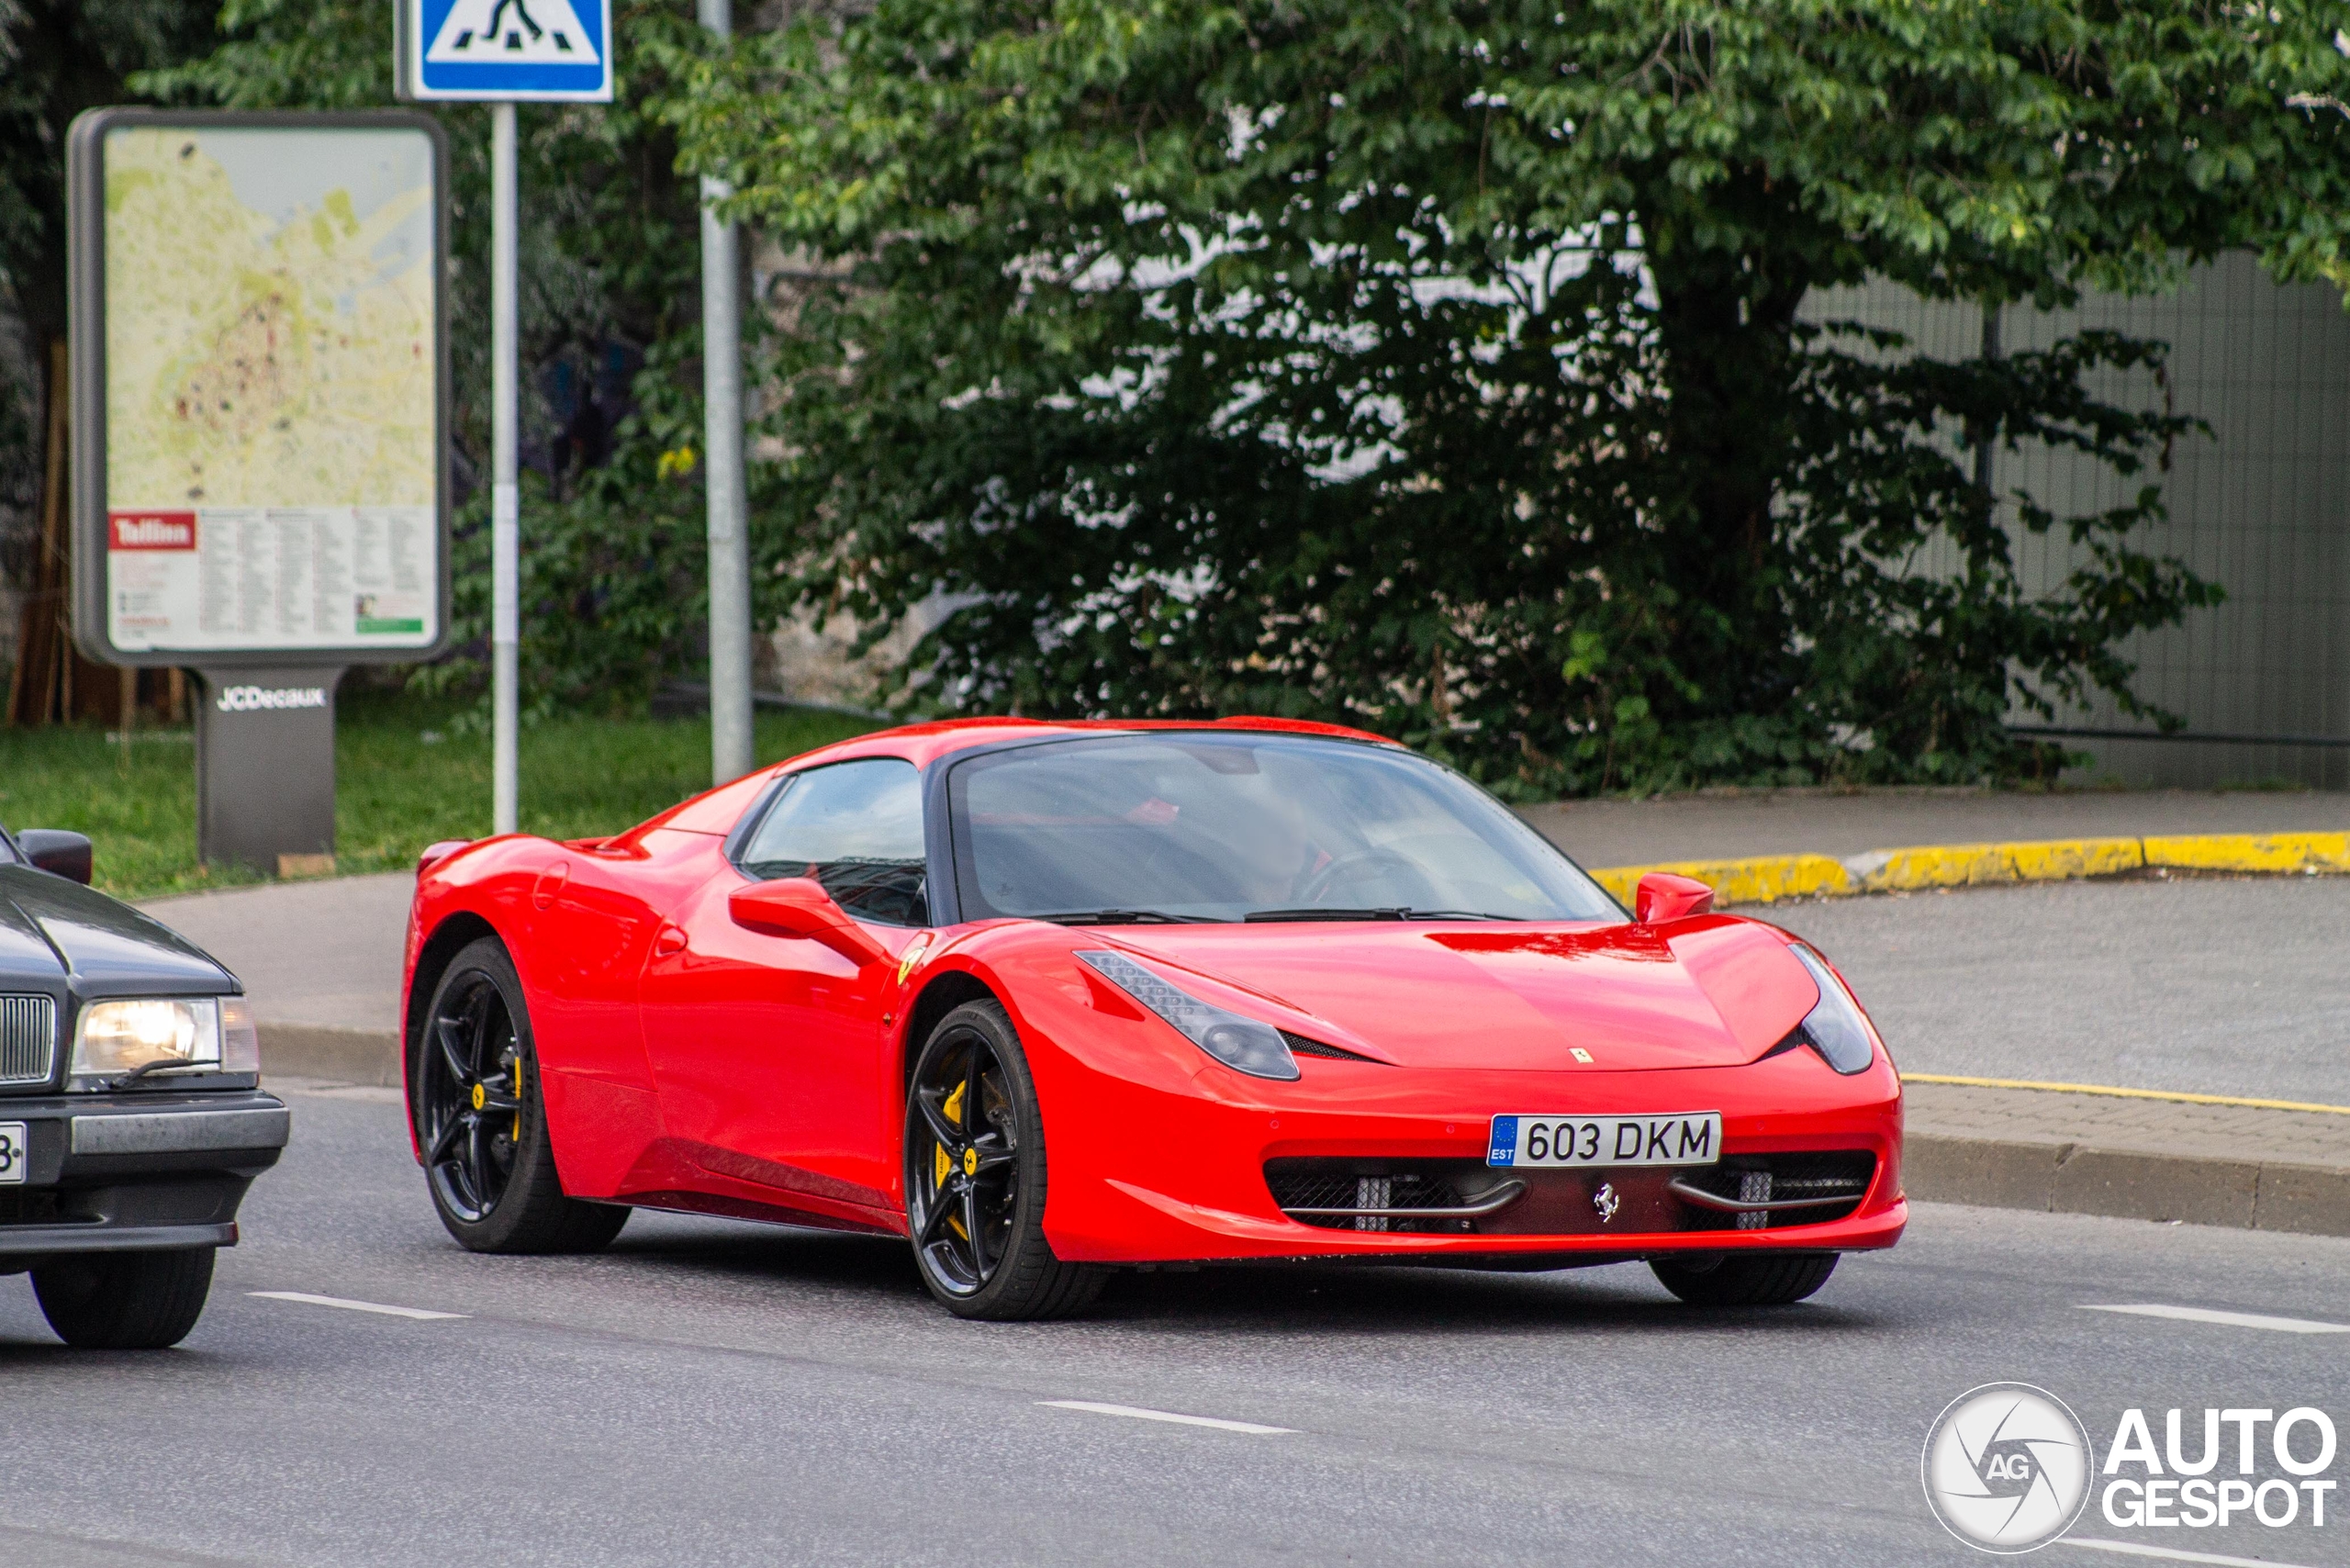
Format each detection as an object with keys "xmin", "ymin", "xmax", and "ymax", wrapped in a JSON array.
[
  {"xmin": 491, "ymin": 101, "xmax": 520, "ymax": 836},
  {"xmin": 396, "ymin": 1, "xmax": 609, "ymax": 833},
  {"xmin": 699, "ymin": 0, "xmax": 754, "ymax": 786}
]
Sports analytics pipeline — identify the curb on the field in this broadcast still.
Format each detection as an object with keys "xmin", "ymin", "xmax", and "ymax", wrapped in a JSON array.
[
  {"xmin": 261, "ymin": 1025, "xmax": 402, "ymax": 1088},
  {"xmin": 1903, "ymin": 1134, "xmax": 2350, "ymax": 1238},
  {"xmin": 1590, "ymin": 829, "xmax": 2350, "ymax": 908},
  {"xmin": 255, "ymin": 1025, "xmax": 2349, "ymax": 1241}
]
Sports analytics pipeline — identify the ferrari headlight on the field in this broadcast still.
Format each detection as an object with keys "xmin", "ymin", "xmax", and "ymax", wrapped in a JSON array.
[
  {"xmin": 1787, "ymin": 945, "xmax": 1877, "ymax": 1074},
  {"xmin": 71, "ymin": 997, "xmax": 224, "ymax": 1081},
  {"xmin": 1078, "ymin": 950, "xmax": 1301, "ymax": 1081}
]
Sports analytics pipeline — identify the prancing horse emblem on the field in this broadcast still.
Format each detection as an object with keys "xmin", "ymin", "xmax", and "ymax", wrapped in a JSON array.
[{"xmin": 1593, "ymin": 1182, "xmax": 1621, "ymax": 1225}]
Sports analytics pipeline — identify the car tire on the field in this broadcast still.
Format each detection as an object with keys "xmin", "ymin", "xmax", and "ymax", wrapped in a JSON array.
[
  {"xmin": 32, "ymin": 1248, "xmax": 215, "ymax": 1349},
  {"xmin": 1650, "ymin": 1251, "xmax": 1838, "ymax": 1306},
  {"xmin": 414, "ymin": 936, "xmax": 629, "ymax": 1256},
  {"xmin": 904, "ymin": 1000, "xmax": 1105, "ymax": 1321}
]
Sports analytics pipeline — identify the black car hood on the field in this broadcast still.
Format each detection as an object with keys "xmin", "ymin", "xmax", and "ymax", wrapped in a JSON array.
[{"xmin": 0, "ymin": 865, "xmax": 234, "ymax": 991}]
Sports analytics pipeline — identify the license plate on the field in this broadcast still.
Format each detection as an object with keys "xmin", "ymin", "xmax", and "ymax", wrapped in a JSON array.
[
  {"xmin": 1487, "ymin": 1113, "xmax": 1721, "ymax": 1169},
  {"xmin": 0, "ymin": 1122, "xmax": 24, "ymax": 1183}
]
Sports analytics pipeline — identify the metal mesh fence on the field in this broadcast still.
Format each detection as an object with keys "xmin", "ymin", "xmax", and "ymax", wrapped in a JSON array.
[{"xmin": 1807, "ymin": 255, "xmax": 2350, "ymax": 790}]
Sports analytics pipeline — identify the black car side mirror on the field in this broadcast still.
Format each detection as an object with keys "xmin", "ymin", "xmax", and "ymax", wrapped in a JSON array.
[{"xmin": 18, "ymin": 829, "xmax": 93, "ymax": 885}]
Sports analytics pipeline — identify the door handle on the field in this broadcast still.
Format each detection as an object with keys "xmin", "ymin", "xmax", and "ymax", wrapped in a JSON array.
[{"xmin": 654, "ymin": 924, "xmax": 688, "ymax": 958}]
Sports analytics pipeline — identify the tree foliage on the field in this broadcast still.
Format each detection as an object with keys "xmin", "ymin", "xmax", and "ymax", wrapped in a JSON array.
[
  {"xmin": 664, "ymin": 0, "xmax": 2350, "ymax": 790},
  {"xmin": 0, "ymin": 0, "xmax": 223, "ymax": 585}
]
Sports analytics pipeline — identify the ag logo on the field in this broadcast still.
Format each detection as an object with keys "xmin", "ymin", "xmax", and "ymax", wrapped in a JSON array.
[{"xmin": 1922, "ymin": 1383, "xmax": 2094, "ymax": 1552}]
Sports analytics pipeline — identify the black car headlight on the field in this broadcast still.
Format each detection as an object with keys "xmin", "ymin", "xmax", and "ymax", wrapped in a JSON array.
[
  {"xmin": 70, "ymin": 996, "xmax": 259, "ymax": 1085},
  {"xmin": 1787, "ymin": 945, "xmax": 1878, "ymax": 1074},
  {"xmin": 1078, "ymin": 950, "xmax": 1300, "ymax": 1081}
]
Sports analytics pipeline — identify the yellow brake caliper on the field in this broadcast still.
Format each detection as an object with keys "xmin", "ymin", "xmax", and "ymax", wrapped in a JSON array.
[
  {"xmin": 512, "ymin": 1058, "xmax": 523, "ymax": 1142},
  {"xmin": 938, "ymin": 1081, "xmax": 968, "ymax": 1236}
]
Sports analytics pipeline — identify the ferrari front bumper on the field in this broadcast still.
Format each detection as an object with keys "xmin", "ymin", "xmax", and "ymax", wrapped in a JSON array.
[{"xmin": 1038, "ymin": 1047, "xmax": 1906, "ymax": 1266}]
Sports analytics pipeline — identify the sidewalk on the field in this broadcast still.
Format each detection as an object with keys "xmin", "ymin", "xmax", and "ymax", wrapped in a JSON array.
[
  {"xmin": 1521, "ymin": 785, "xmax": 2348, "ymax": 868},
  {"xmin": 1905, "ymin": 1081, "xmax": 2350, "ymax": 1236},
  {"xmin": 133, "ymin": 785, "xmax": 2350, "ymax": 1238}
]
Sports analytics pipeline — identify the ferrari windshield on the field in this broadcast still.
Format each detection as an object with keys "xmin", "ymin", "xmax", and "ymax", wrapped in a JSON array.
[{"xmin": 948, "ymin": 733, "xmax": 1621, "ymax": 924}]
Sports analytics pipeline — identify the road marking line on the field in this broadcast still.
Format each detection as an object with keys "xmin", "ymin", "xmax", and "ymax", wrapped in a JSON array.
[
  {"xmin": 249, "ymin": 1291, "xmax": 466, "ymax": 1321},
  {"xmin": 1039, "ymin": 1400, "xmax": 1294, "ymax": 1435},
  {"xmin": 2079, "ymin": 1304, "xmax": 2350, "ymax": 1335},
  {"xmin": 2064, "ymin": 1535, "xmax": 2324, "ymax": 1567},
  {"xmin": 1905, "ymin": 1074, "xmax": 2350, "ymax": 1115}
]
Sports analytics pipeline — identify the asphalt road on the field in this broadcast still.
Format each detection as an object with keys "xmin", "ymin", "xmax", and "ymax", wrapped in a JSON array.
[
  {"xmin": 1771, "ymin": 874, "xmax": 2350, "ymax": 1104},
  {"xmin": 6, "ymin": 1086, "xmax": 2348, "ymax": 1568}
]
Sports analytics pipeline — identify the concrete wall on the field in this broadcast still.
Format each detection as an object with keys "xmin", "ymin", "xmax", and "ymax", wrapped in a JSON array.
[{"xmin": 1807, "ymin": 255, "xmax": 2350, "ymax": 790}]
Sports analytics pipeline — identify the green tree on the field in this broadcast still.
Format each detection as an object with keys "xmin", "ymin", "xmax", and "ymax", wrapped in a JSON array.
[
  {"xmin": 0, "ymin": 0, "xmax": 223, "ymax": 585},
  {"xmin": 663, "ymin": 0, "xmax": 2350, "ymax": 791}
]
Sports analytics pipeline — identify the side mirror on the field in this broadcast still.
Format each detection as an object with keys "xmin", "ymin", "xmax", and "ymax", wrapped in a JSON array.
[
  {"xmin": 729, "ymin": 877, "xmax": 889, "ymax": 968},
  {"xmin": 17, "ymin": 829, "xmax": 93, "ymax": 886},
  {"xmin": 1635, "ymin": 871, "xmax": 1713, "ymax": 924},
  {"xmin": 417, "ymin": 839, "xmax": 471, "ymax": 877}
]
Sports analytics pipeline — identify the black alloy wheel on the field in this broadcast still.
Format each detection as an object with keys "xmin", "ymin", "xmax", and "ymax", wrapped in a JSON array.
[
  {"xmin": 904, "ymin": 1001, "xmax": 1104, "ymax": 1320},
  {"xmin": 422, "ymin": 964, "xmax": 525, "ymax": 1224},
  {"xmin": 413, "ymin": 937, "xmax": 628, "ymax": 1254}
]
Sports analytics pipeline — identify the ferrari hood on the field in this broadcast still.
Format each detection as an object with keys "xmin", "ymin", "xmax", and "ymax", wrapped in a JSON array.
[{"xmin": 1102, "ymin": 916, "xmax": 1820, "ymax": 1072}]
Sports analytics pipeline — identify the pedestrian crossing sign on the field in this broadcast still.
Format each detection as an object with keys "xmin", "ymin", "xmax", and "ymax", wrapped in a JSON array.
[{"xmin": 398, "ymin": 0, "xmax": 615, "ymax": 102}]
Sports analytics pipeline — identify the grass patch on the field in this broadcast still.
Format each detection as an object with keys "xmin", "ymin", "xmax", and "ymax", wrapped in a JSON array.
[{"xmin": 0, "ymin": 688, "xmax": 879, "ymax": 901}]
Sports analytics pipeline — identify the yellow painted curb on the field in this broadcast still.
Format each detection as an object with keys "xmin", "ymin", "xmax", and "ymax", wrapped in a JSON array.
[
  {"xmin": 1588, "ymin": 855, "xmax": 1850, "ymax": 909},
  {"xmin": 1849, "ymin": 836, "xmax": 2143, "ymax": 893},
  {"xmin": 2143, "ymin": 831, "xmax": 2350, "ymax": 874},
  {"xmin": 1591, "ymin": 828, "xmax": 2344, "ymax": 908}
]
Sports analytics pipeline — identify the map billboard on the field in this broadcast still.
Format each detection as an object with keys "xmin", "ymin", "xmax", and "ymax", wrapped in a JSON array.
[{"xmin": 68, "ymin": 109, "xmax": 450, "ymax": 667}]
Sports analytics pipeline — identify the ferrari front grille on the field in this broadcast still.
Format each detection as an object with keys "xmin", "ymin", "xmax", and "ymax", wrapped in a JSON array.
[
  {"xmin": 1672, "ymin": 1151, "xmax": 1876, "ymax": 1231},
  {"xmin": 0, "ymin": 995, "xmax": 56, "ymax": 1087},
  {"xmin": 1264, "ymin": 1159, "xmax": 1520, "ymax": 1233}
]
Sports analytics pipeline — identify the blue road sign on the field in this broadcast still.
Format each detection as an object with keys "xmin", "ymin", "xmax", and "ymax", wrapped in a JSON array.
[{"xmin": 399, "ymin": 0, "xmax": 614, "ymax": 102}]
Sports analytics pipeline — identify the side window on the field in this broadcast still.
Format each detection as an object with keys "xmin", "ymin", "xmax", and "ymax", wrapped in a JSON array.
[{"xmin": 738, "ymin": 759, "xmax": 928, "ymax": 926}]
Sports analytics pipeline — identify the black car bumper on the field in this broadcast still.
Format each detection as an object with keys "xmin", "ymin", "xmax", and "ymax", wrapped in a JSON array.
[{"xmin": 0, "ymin": 1090, "xmax": 288, "ymax": 1266}]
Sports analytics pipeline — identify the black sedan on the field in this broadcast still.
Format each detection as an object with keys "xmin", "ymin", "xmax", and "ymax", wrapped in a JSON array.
[{"xmin": 0, "ymin": 824, "xmax": 287, "ymax": 1348}]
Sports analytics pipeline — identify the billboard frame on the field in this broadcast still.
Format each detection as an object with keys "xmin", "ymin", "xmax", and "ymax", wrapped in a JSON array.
[{"xmin": 67, "ymin": 106, "xmax": 453, "ymax": 671}]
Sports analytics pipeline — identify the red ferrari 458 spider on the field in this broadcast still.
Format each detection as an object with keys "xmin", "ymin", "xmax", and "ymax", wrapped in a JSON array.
[{"xmin": 401, "ymin": 718, "xmax": 1903, "ymax": 1319}]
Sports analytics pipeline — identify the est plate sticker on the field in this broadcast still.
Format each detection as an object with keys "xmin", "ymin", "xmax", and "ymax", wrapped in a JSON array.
[
  {"xmin": 1488, "ymin": 1113, "xmax": 1720, "ymax": 1170},
  {"xmin": 0, "ymin": 1122, "xmax": 25, "ymax": 1183}
]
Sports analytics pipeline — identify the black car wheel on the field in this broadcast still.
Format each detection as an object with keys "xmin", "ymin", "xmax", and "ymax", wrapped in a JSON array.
[
  {"xmin": 31, "ymin": 1248, "xmax": 214, "ymax": 1349},
  {"xmin": 904, "ymin": 1001, "xmax": 1104, "ymax": 1320},
  {"xmin": 415, "ymin": 936, "xmax": 628, "ymax": 1254},
  {"xmin": 1651, "ymin": 1251, "xmax": 1839, "ymax": 1306}
]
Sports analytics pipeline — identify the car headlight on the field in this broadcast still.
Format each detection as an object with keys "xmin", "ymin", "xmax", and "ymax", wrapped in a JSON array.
[
  {"xmin": 71, "ymin": 996, "xmax": 259, "ymax": 1082},
  {"xmin": 1786, "ymin": 945, "xmax": 1879, "ymax": 1074},
  {"xmin": 1078, "ymin": 950, "xmax": 1301, "ymax": 1081}
]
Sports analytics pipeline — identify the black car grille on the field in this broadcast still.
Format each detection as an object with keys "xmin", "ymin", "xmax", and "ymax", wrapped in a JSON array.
[
  {"xmin": 1675, "ymin": 1151, "xmax": 1877, "ymax": 1231},
  {"xmin": 1264, "ymin": 1158, "xmax": 1489, "ymax": 1233},
  {"xmin": 1279, "ymin": 1031, "xmax": 1383, "ymax": 1064},
  {"xmin": 0, "ymin": 995, "xmax": 55, "ymax": 1087}
]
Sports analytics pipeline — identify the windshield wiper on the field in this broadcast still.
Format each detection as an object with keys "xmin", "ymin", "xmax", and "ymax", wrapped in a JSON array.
[
  {"xmin": 1031, "ymin": 909, "xmax": 1220, "ymax": 925},
  {"xmin": 1243, "ymin": 907, "xmax": 1512, "ymax": 923}
]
